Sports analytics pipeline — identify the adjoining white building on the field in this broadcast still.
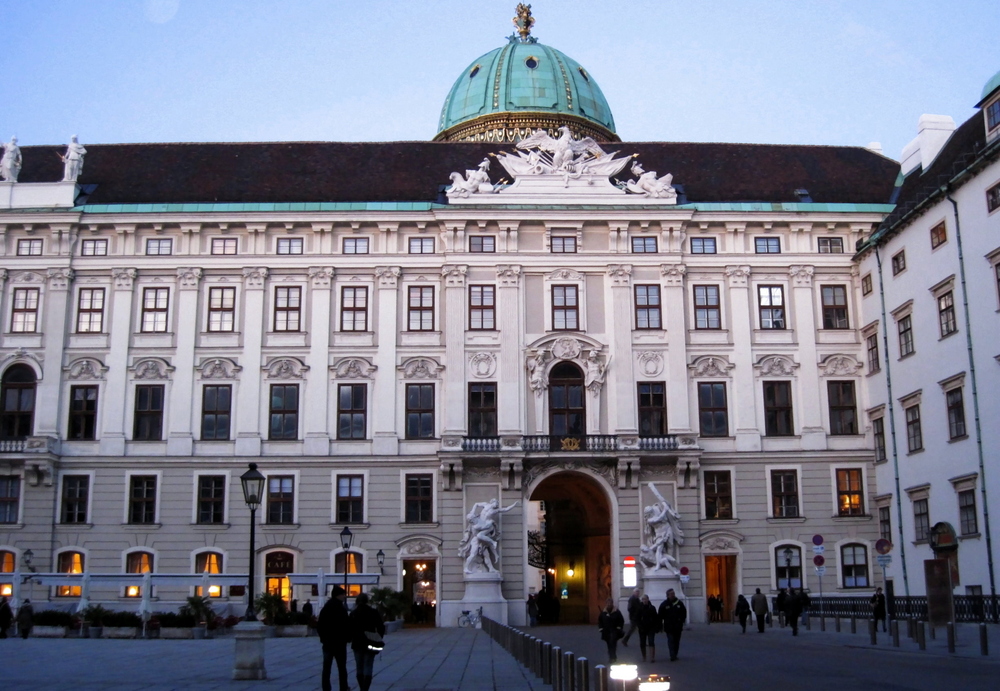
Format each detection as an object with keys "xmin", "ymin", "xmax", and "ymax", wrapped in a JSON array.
[
  {"xmin": 0, "ymin": 9, "xmax": 896, "ymax": 625},
  {"xmin": 855, "ymin": 70, "xmax": 1000, "ymax": 600}
]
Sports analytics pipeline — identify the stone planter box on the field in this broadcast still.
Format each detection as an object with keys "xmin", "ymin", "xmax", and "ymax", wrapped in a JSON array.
[
  {"xmin": 84, "ymin": 626, "xmax": 103, "ymax": 638},
  {"xmin": 385, "ymin": 619, "xmax": 403, "ymax": 633},
  {"xmin": 275, "ymin": 624, "xmax": 309, "ymax": 637},
  {"xmin": 32, "ymin": 625, "xmax": 69, "ymax": 638},
  {"xmin": 160, "ymin": 627, "xmax": 195, "ymax": 639},
  {"xmin": 103, "ymin": 626, "xmax": 140, "ymax": 639},
  {"xmin": 261, "ymin": 625, "xmax": 277, "ymax": 638}
]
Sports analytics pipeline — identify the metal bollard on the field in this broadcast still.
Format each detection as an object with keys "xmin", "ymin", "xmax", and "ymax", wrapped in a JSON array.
[
  {"xmin": 595, "ymin": 664, "xmax": 609, "ymax": 691},
  {"xmin": 564, "ymin": 651, "xmax": 576, "ymax": 691},
  {"xmin": 552, "ymin": 646, "xmax": 563, "ymax": 691},
  {"xmin": 835, "ymin": 616, "xmax": 841, "ymax": 633},
  {"xmin": 805, "ymin": 613, "xmax": 811, "ymax": 630},
  {"xmin": 542, "ymin": 642, "xmax": 552, "ymax": 684},
  {"xmin": 820, "ymin": 615, "xmax": 826, "ymax": 632},
  {"xmin": 947, "ymin": 622, "xmax": 956, "ymax": 653},
  {"xmin": 980, "ymin": 623, "xmax": 989, "ymax": 656},
  {"xmin": 917, "ymin": 621, "xmax": 926, "ymax": 651},
  {"xmin": 869, "ymin": 619, "xmax": 877, "ymax": 645},
  {"xmin": 929, "ymin": 622, "xmax": 936, "ymax": 640},
  {"xmin": 891, "ymin": 619, "xmax": 899, "ymax": 647},
  {"xmin": 906, "ymin": 618, "xmax": 914, "ymax": 639},
  {"xmin": 850, "ymin": 616, "xmax": 856, "ymax": 634},
  {"xmin": 578, "ymin": 658, "xmax": 589, "ymax": 691}
]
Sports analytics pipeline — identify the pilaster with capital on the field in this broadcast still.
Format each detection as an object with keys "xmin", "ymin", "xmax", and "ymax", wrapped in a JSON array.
[
  {"xmin": 606, "ymin": 264, "xmax": 635, "ymax": 434},
  {"xmin": 725, "ymin": 265, "xmax": 760, "ymax": 450},
  {"xmin": 442, "ymin": 265, "xmax": 469, "ymax": 437},
  {"xmin": 788, "ymin": 265, "xmax": 825, "ymax": 445},
  {"xmin": 496, "ymin": 265, "xmax": 523, "ymax": 435},
  {"xmin": 371, "ymin": 267, "xmax": 402, "ymax": 455},
  {"xmin": 32, "ymin": 269, "xmax": 75, "ymax": 437},
  {"xmin": 100, "ymin": 268, "xmax": 139, "ymax": 454},
  {"xmin": 304, "ymin": 267, "xmax": 335, "ymax": 453},
  {"xmin": 661, "ymin": 264, "xmax": 691, "ymax": 432},
  {"xmin": 166, "ymin": 268, "xmax": 203, "ymax": 455},
  {"xmin": 235, "ymin": 268, "xmax": 269, "ymax": 456}
]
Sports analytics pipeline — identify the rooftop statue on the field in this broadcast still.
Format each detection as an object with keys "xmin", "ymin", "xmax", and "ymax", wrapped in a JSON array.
[
  {"xmin": 498, "ymin": 126, "xmax": 631, "ymax": 181},
  {"xmin": 61, "ymin": 135, "xmax": 87, "ymax": 182},
  {"xmin": 625, "ymin": 160, "xmax": 677, "ymax": 199},
  {"xmin": 459, "ymin": 498, "xmax": 519, "ymax": 574},
  {"xmin": 0, "ymin": 136, "xmax": 21, "ymax": 182},
  {"xmin": 511, "ymin": 3, "xmax": 537, "ymax": 43},
  {"xmin": 640, "ymin": 483, "xmax": 684, "ymax": 574},
  {"xmin": 446, "ymin": 158, "xmax": 497, "ymax": 198}
]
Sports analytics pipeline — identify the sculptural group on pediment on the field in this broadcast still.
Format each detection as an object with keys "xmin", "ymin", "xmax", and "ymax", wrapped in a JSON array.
[
  {"xmin": 446, "ymin": 158, "xmax": 497, "ymax": 198},
  {"xmin": 1, "ymin": 137, "xmax": 22, "ymax": 182}
]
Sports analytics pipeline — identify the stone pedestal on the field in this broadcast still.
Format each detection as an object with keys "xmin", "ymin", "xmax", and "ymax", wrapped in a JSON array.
[
  {"xmin": 232, "ymin": 620, "xmax": 267, "ymax": 680},
  {"xmin": 440, "ymin": 572, "xmax": 508, "ymax": 627},
  {"xmin": 643, "ymin": 571, "xmax": 687, "ymax": 609}
]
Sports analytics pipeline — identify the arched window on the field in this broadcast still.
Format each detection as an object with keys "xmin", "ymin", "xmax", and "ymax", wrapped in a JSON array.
[
  {"xmin": 0, "ymin": 550, "xmax": 13, "ymax": 597},
  {"xmin": 0, "ymin": 365, "xmax": 36, "ymax": 440},
  {"xmin": 335, "ymin": 551, "xmax": 364, "ymax": 597},
  {"xmin": 195, "ymin": 551, "xmax": 223, "ymax": 597},
  {"xmin": 841, "ymin": 544, "xmax": 869, "ymax": 588},
  {"xmin": 775, "ymin": 545, "xmax": 801, "ymax": 589},
  {"xmin": 126, "ymin": 551, "xmax": 154, "ymax": 597},
  {"xmin": 265, "ymin": 550, "xmax": 294, "ymax": 602},
  {"xmin": 549, "ymin": 362, "xmax": 585, "ymax": 437},
  {"xmin": 57, "ymin": 551, "xmax": 85, "ymax": 596}
]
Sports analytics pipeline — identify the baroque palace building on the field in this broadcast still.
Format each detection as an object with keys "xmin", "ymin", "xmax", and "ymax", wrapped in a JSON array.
[{"xmin": 0, "ymin": 8, "xmax": 901, "ymax": 625}]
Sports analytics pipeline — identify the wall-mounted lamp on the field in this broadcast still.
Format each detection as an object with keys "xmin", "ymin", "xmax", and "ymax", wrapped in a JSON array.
[
  {"xmin": 376, "ymin": 549, "xmax": 385, "ymax": 575},
  {"xmin": 566, "ymin": 561, "xmax": 576, "ymax": 578}
]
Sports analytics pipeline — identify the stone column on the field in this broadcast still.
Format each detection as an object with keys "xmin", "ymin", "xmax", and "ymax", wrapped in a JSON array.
[
  {"xmin": 34, "ymin": 268, "xmax": 74, "ymax": 437},
  {"xmin": 660, "ymin": 264, "xmax": 691, "ymax": 432},
  {"xmin": 100, "ymin": 268, "xmax": 137, "ymax": 455},
  {"xmin": 789, "ymin": 265, "xmax": 826, "ymax": 449},
  {"xmin": 725, "ymin": 265, "xmax": 760, "ymax": 451},
  {"xmin": 496, "ymin": 266, "xmax": 523, "ymax": 437},
  {"xmin": 166, "ymin": 267, "xmax": 202, "ymax": 455},
  {"xmin": 441, "ymin": 265, "xmax": 468, "ymax": 442},
  {"xmin": 303, "ymin": 267, "xmax": 335, "ymax": 455},
  {"xmin": 606, "ymin": 264, "xmax": 635, "ymax": 435},
  {"xmin": 371, "ymin": 267, "xmax": 401, "ymax": 456},
  {"xmin": 235, "ymin": 268, "xmax": 267, "ymax": 456}
]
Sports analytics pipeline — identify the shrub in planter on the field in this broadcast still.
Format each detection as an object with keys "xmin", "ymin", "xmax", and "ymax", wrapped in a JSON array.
[
  {"xmin": 180, "ymin": 595, "xmax": 215, "ymax": 625},
  {"xmin": 33, "ymin": 610, "xmax": 76, "ymax": 627},
  {"xmin": 370, "ymin": 587, "xmax": 410, "ymax": 622},
  {"xmin": 102, "ymin": 610, "xmax": 143, "ymax": 628},
  {"xmin": 253, "ymin": 592, "xmax": 287, "ymax": 626},
  {"xmin": 156, "ymin": 611, "xmax": 197, "ymax": 628},
  {"xmin": 223, "ymin": 614, "xmax": 242, "ymax": 629},
  {"xmin": 81, "ymin": 603, "xmax": 112, "ymax": 627}
]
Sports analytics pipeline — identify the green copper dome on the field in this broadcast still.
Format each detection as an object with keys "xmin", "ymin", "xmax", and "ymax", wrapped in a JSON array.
[
  {"xmin": 977, "ymin": 68, "xmax": 1000, "ymax": 107},
  {"xmin": 435, "ymin": 40, "xmax": 618, "ymax": 143}
]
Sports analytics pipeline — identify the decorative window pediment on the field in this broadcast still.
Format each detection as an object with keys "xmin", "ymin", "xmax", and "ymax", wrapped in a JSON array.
[
  {"xmin": 130, "ymin": 357, "xmax": 173, "ymax": 380},
  {"xmin": 198, "ymin": 357, "xmax": 241, "ymax": 380},
  {"xmin": 398, "ymin": 357, "xmax": 444, "ymax": 379},
  {"xmin": 332, "ymin": 357, "xmax": 378, "ymax": 379},
  {"xmin": 65, "ymin": 357, "xmax": 107, "ymax": 380},
  {"xmin": 263, "ymin": 357, "xmax": 309, "ymax": 379},
  {"xmin": 754, "ymin": 354, "xmax": 798, "ymax": 377},
  {"xmin": 819, "ymin": 354, "xmax": 862, "ymax": 377},
  {"xmin": 688, "ymin": 355, "xmax": 734, "ymax": 378}
]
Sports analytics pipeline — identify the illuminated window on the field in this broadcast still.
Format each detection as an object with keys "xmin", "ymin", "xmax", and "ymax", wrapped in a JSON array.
[
  {"xmin": 836, "ymin": 469, "xmax": 864, "ymax": 516},
  {"xmin": 0, "ymin": 550, "xmax": 13, "ymax": 594},
  {"xmin": 195, "ymin": 552, "xmax": 223, "ymax": 597},
  {"xmin": 126, "ymin": 551, "xmax": 153, "ymax": 597},
  {"xmin": 57, "ymin": 551, "xmax": 85, "ymax": 596},
  {"xmin": 335, "ymin": 552, "xmax": 364, "ymax": 596},
  {"xmin": 265, "ymin": 551, "xmax": 294, "ymax": 603}
]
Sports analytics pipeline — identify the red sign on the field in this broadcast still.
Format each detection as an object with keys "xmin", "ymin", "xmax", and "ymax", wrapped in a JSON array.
[
  {"xmin": 875, "ymin": 539, "xmax": 892, "ymax": 555},
  {"xmin": 623, "ymin": 556, "xmax": 636, "ymax": 567},
  {"xmin": 812, "ymin": 534, "xmax": 824, "ymax": 546},
  {"xmin": 813, "ymin": 555, "xmax": 825, "ymax": 567},
  {"xmin": 679, "ymin": 566, "xmax": 689, "ymax": 576}
]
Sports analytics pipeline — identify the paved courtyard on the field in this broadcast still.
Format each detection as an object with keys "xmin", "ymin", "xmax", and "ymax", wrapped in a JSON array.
[{"xmin": 2, "ymin": 620, "xmax": 998, "ymax": 690}]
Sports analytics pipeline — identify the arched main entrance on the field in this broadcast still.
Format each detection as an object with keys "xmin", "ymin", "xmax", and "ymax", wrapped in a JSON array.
[{"xmin": 529, "ymin": 471, "xmax": 610, "ymax": 624}]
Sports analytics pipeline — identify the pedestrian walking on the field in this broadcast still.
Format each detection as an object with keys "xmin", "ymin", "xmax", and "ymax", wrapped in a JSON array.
[
  {"xmin": 871, "ymin": 587, "xmax": 887, "ymax": 633},
  {"xmin": 705, "ymin": 594, "xmax": 716, "ymax": 624},
  {"xmin": 0, "ymin": 596, "xmax": 13, "ymax": 638},
  {"xmin": 775, "ymin": 587, "xmax": 787, "ymax": 626},
  {"xmin": 527, "ymin": 594, "xmax": 539, "ymax": 627},
  {"xmin": 750, "ymin": 588, "xmax": 769, "ymax": 633},
  {"xmin": 734, "ymin": 594, "xmax": 751, "ymax": 633},
  {"xmin": 302, "ymin": 599, "xmax": 314, "ymax": 619},
  {"xmin": 350, "ymin": 592, "xmax": 385, "ymax": 691},
  {"xmin": 317, "ymin": 586, "xmax": 352, "ymax": 691},
  {"xmin": 621, "ymin": 588, "xmax": 641, "ymax": 646},
  {"xmin": 658, "ymin": 588, "xmax": 687, "ymax": 661},
  {"xmin": 598, "ymin": 598, "xmax": 625, "ymax": 663},
  {"xmin": 786, "ymin": 588, "xmax": 803, "ymax": 636},
  {"xmin": 637, "ymin": 594, "xmax": 661, "ymax": 662},
  {"xmin": 15, "ymin": 598, "xmax": 33, "ymax": 639}
]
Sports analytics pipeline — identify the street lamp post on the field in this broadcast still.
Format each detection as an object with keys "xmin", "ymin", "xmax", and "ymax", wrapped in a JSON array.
[
  {"xmin": 21, "ymin": 548, "xmax": 36, "ymax": 602},
  {"xmin": 340, "ymin": 526, "xmax": 353, "ymax": 591},
  {"xmin": 240, "ymin": 463, "xmax": 265, "ymax": 621},
  {"xmin": 376, "ymin": 549, "xmax": 385, "ymax": 575}
]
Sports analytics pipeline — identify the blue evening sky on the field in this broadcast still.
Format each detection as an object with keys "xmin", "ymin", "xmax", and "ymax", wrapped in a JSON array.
[{"xmin": 3, "ymin": 0, "xmax": 997, "ymax": 160}]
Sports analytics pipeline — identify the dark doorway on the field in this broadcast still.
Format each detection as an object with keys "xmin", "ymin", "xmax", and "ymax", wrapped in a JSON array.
[
  {"xmin": 548, "ymin": 362, "xmax": 585, "ymax": 436},
  {"xmin": 704, "ymin": 554, "xmax": 738, "ymax": 623},
  {"xmin": 402, "ymin": 559, "xmax": 436, "ymax": 626}
]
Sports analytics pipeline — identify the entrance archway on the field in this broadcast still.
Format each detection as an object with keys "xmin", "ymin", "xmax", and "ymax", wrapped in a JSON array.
[{"xmin": 529, "ymin": 471, "xmax": 611, "ymax": 624}]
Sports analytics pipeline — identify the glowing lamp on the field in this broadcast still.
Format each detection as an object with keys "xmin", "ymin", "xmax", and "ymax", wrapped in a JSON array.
[
  {"xmin": 609, "ymin": 664, "xmax": 638, "ymax": 681},
  {"xmin": 639, "ymin": 674, "xmax": 671, "ymax": 691}
]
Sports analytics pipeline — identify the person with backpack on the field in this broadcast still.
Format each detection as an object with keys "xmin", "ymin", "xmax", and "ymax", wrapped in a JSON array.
[{"xmin": 350, "ymin": 593, "xmax": 385, "ymax": 691}]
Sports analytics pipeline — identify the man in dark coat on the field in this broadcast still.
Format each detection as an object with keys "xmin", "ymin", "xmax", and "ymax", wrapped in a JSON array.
[
  {"xmin": 317, "ymin": 586, "xmax": 352, "ymax": 691},
  {"xmin": 750, "ymin": 588, "xmax": 769, "ymax": 633},
  {"xmin": 0, "ymin": 596, "xmax": 12, "ymax": 638},
  {"xmin": 350, "ymin": 593, "xmax": 386, "ymax": 691},
  {"xmin": 658, "ymin": 589, "xmax": 687, "ymax": 661},
  {"xmin": 597, "ymin": 598, "xmax": 625, "ymax": 663},
  {"xmin": 637, "ymin": 594, "xmax": 661, "ymax": 662},
  {"xmin": 15, "ymin": 598, "xmax": 33, "ymax": 639},
  {"xmin": 871, "ymin": 587, "xmax": 887, "ymax": 632},
  {"xmin": 786, "ymin": 588, "xmax": 803, "ymax": 636},
  {"xmin": 621, "ymin": 588, "xmax": 641, "ymax": 646},
  {"xmin": 775, "ymin": 588, "xmax": 787, "ymax": 626}
]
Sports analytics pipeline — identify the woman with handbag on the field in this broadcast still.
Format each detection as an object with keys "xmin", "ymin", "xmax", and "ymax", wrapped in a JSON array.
[
  {"xmin": 597, "ymin": 598, "xmax": 625, "ymax": 663},
  {"xmin": 350, "ymin": 593, "xmax": 386, "ymax": 691}
]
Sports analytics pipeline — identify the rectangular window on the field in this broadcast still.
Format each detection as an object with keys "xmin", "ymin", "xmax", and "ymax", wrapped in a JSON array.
[
  {"xmin": 409, "ymin": 237, "xmax": 435, "ymax": 254},
  {"xmin": 818, "ymin": 237, "xmax": 844, "ymax": 253},
  {"xmin": 631, "ymin": 237, "xmax": 657, "ymax": 253},
  {"xmin": 340, "ymin": 287, "xmax": 368, "ymax": 331},
  {"xmin": 938, "ymin": 292, "xmax": 957, "ymax": 337},
  {"xmin": 468, "ymin": 383, "xmax": 497, "ymax": 437},
  {"xmin": 988, "ymin": 100, "xmax": 1000, "ymax": 132},
  {"xmin": 958, "ymin": 490, "xmax": 978, "ymax": 536},
  {"xmin": 861, "ymin": 274, "xmax": 873, "ymax": 296},
  {"xmin": 771, "ymin": 470, "xmax": 799, "ymax": 518},
  {"xmin": 757, "ymin": 285, "xmax": 785, "ymax": 329},
  {"xmin": 704, "ymin": 470, "xmax": 732, "ymax": 519},
  {"xmin": 930, "ymin": 222, "xmax": 947, "ymax": 249},
  {"xmin": 690, "ymin": 237, "xmax": 716, "ymax": 254},
  {"xmin": 841, "ymin": 545, "xmax": 869, "ymax": 588},
  {"xmin": 81, "ymin": 239, "xmax": 108, "ymax": 256},
  {"xmin": 828, "ymin": 381, "xmax": 857, "ymax": 435},
  {"xmin": 16, "ymin": 239, "xmax": 42, "ymax": 256},
  {"xmin": 61, "ymin": 475, "xmax": 89, "ymax": 524},
  {"xmin": 337, "ymin": 475, "xmax": 364, "ymax": 524},
  {"xmin": 68, "ymin": 385, "xmax": 98, "ymax": 440},
  {"xmin": 407, "ymin": 286, "xmax": 434, "ymax": 331},
  {"xmin": 0, "ymin": 476, "xmax": 20, "ymax": 524},
  {"xmin": 145, "ymin": 238, "xmax": 173, "ymax": 255},
  {"xmin": 343, "ymin": 237, "xmax": 369, "ymax": 254},
  {"xmin": 197, "ymin": 476, "xmax": 226, "ymax": 524},
  {"xmin": 552, "ymin": 285, "xmax": 579, "ymax": 330},
  {"xmin": 266, "ymin": 476, "xmax": 294, "ymax": 524},
  {"xmin": 873, "ymin": 417, "xmax": 886, "ymax": 462},
  {"xmin": 11, "ymin": 288, "xmax": 39, "ymax": 333},
  {"xmin": 637, "ymin": 382, "xmax": 666, "ymax": 436},
  {"xmin": 776, "ymin": 547, "xmax": 801, "ymax": 589},
  {"xmin": 551, "ymin": 236, "xmax": 577, "ymax": 253},
  {"xmin": 898, "ymin": 315, "xmax": 914, "ymax": 356},
  {"xmin": 891, "ymin": 250, "xmax": 906, "ymax": 275},
  {"xmin": 276, "ymin": 237, "xmax": 303, "ymax": 255},
  {"xmin": 469, "ymin": 236, "xmax": 495, "ymax": 253},
  {"xmin": 698, "ymin": 382, "xmax": 728, "ymax": 437},
  {"xmin": 125, "ymin": 552, "xmax": 153, "ymax": 596},
  {"xmin": 337, "ymin": 383, "xmax": 366, "ymax": 440},
  {"xmin": 763, "ymin": 381, "xmax": 794, "ymax": 436},
  {"xmin": 634, "ymin": 285, "xmax": 662, "ymax": 329},
  {"xmin": 866, "ymin": 333, "xmax": 880, "ymax": 373},
  {"xmin": 914, "ymin": 498, "xmax": 930, "ymax": 541},
  {"xmin": 988, "ymin": 182, "xmax": 1000, "ymax": 213},
  {"xmin": 946, "ymin": 388, "xmax": 966, "ymax": 440},
  {"xmin": 207, "ymin": 287, "xmax": 236, "ymax": 332},
  {"xmin": 201, "ymin": 385, "xmax": 231, "ymax": 440},
  {"xmin": 140, "ymin": 287, "xmax": 169, "ymax": 332},
  {"xmin": 821, "ymin": 285, "xmax": 849, "ymax": 329},
  {"xmin": 405, "ymin": 384, "xmax": 435, "ymax": 439},
  {"xmin": 879, "ymin": 506, "xmax": 892, "ymax": 542},
  {"xmin": 836, "ymin": 468, "xmax": 865, "ymax": 516},
  {"xmin": 195, "ymin": 552, "xmax": 223, "ymax": 596},
  {"xmin": 405, "ymin": 474, "xmax": 433, "ymax": 523},
  {"xmin": 57, "ymin": 552, "xmax": 84, "ymax": 596},
  {"xmin": 755, "ymin": 237, "xmax": 781, "ymax": 254},
  {"xmin": 133, "ymin": 384, "xmax": 164, "ymax": 441},
  {"xmin": 128, "ymin": 475, "xmax": 157, "ymax": 524},
  {"xmin": 269, "ymin": 384, "xmax": 298, "ymax": 440},
  {"xmin": 211, "ymin": 238, "xmax": 238, "ymax": 255},
  {"xmin": 905, "ymin": 404, "xmax": 923, "ymax": 452},
  {"xmin": 693, "ymin": 285, "xmax": 721, "ymax": 329},
  {"xmin": 469, "ymin": 285, "xmax": 496, "ymax": 330},
  {"xmin": 273, "ymin": 287, "xmax": 301, "ymax": 332},
  {"xmin": 76, "ymin": 288, "xmax": 105, "ymax": 333}
]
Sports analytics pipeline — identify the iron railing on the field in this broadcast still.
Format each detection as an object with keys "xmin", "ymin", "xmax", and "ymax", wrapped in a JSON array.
[{"xmin": 801, "ymin": 595, "xmax": 1000, "ymax": 623}]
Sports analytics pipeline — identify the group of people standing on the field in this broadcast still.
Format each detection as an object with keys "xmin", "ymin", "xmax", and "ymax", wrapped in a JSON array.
[
  {"xmin": 316, "ymin": 586, "xmax": 386, "ymax": 691},
  {"xmin": 601, "ymin": 588, "xmax": 687, "ymax": 664},
  {"xmin": 0, "ymin": 597, "xmax": 32, "ymax": 639},
  {"xmin": 734, "ymin": 587, "xmax": 812, "ymax": 635}
]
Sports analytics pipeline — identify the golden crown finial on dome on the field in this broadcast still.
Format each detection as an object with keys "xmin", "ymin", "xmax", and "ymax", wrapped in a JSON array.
[{"xmin": 512, "ymin": 3, "xmax": 536, "ymax": 43}]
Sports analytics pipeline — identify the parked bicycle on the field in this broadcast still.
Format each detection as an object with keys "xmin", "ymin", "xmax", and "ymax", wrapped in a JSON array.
[{"xmin": 458, "ymin": 606, "xmax": 483, "ymax": 628}]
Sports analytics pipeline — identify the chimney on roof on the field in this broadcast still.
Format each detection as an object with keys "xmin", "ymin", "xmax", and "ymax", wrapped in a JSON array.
[{"xmin": 899, "ymin": 114, "xmax": 956, "ymax": 175}]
